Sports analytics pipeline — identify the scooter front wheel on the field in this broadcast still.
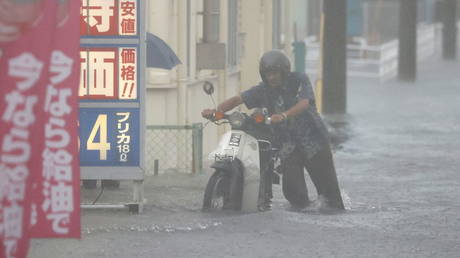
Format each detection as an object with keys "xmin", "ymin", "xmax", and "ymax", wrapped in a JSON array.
[
  {"xmin": 202, "ymin": 170, "xmax": 226, "ymax": 211},
  {"xmin": 202, "ymin": 168, "xmax": 243, "ymax": 211}
]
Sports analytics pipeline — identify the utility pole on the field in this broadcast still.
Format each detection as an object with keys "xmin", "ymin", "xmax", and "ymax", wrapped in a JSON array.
[
  {"xmin": 322, "ymin": 0, "xmax": 347, "ymax": 114},
  {"xmin": 398, "ymin": 0, "xmax": 417, "ymax": 82},
  {"xmin": 442, "ymin": 0, "xmax": 457, "ymax": 60}
]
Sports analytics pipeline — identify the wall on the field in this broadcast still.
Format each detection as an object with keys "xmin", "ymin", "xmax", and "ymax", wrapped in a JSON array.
[{"xmin": 145, "ymin": 0, "xmax": 294, "ymax": 161}]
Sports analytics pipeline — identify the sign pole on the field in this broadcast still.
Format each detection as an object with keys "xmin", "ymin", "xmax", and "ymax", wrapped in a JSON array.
[{"xmin": 133, "ymin": 0, "xmax": 146, "ymax": 213}]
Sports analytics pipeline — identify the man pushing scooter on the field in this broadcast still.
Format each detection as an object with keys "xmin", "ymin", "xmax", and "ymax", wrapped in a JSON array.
[{"xmin": 202, "ymin": 50, "xmax": 344, "ymax": 212}]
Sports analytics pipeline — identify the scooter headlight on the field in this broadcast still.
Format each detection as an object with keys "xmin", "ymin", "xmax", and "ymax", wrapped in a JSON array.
[{"xmin": 228, "ymin": 112, "xmax": 245, "ymax": 129}]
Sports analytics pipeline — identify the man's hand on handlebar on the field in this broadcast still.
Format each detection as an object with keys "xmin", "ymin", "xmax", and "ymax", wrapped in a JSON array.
[
  {"xmin": 201, "ymin": 109, "xmax": 217, "ymax": 120},
  {"xmin": 270, "ymin": 114, "xmax": 286, "ymax": 124}
]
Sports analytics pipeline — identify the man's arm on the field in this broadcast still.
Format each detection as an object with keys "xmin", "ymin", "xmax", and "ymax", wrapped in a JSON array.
[
  {"xmin": 201, "ymin": 95, "xmax": 243, "ymax": 119},
  {"xmin": 272, "ymin": 74, "xmax": 314, "ymax": 122},
  {"xmin": 271, "ymin": 99, "xmax": 309, "ymax": 123},
  {"xmin": 217, "ymin": 95, "xmax": 243, "ymax": 112},
  {"xmin": 284, "ymin": 99, "xmax": 309, "ymax": 118}
]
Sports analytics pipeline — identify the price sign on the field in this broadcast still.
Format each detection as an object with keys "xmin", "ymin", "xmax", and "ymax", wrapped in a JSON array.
[
  {"xmin": 79, "ymin": 108, "xmax": 139, "ymax": 166},
  {"xmin": 80, "ymin": 0, "xmax": 138, "ymax": 36},
  {"xmin": 79, "ymin": 46, "xmax": 138, "ymax": 100}
]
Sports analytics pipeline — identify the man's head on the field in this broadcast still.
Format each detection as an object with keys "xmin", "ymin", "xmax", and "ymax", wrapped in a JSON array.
[{"xmin": 259, "ymin": 50, "xmax": 290, "ymax": 88}]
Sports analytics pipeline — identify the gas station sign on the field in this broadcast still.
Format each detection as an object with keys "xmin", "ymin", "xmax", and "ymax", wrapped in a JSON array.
[
  {"xmin": 79, "ymin": 0, "xmax": 145, "ymax": 211},
  {"xmin": 79, "ymin": 47, "xmax": 138, "ymax": 100},
  {"xmin": 79, "ymin": 108, "xmax": 139, "ymax": 166},
  {"xmin": 80, "ymin": 0, "xmax": 138, "ymax": 36}
]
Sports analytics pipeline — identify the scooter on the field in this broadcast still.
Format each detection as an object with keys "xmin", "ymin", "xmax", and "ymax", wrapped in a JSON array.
[{"xmin": 201, "ymin": 82, "xmax": 280, "ymax": 212}]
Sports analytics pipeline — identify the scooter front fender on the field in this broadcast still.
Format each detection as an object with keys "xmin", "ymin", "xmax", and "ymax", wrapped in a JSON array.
[
  {"xmin": 210, "ymin": 159, "xmax": 233, "ymax": 171},
  {"xmin": 207, "ymin": 130, "xmax": 262, "ymax": 213}
]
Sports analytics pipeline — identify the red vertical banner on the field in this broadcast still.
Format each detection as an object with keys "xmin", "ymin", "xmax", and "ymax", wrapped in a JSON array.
[
  {"xmin": 1, "ymin": 0, "xmax": 81, "ymax": 257},
  {"xmin": 29, "ymin": 0, "xmax": 81, "ymax": 239},
  {"xmin": 0, "ymin": 1, "xmax": 57, "ymax": 257}
]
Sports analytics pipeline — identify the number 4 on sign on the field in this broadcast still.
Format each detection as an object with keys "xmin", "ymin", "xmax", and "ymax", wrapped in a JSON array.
[{"xmin": 87, "ymin": 114, "xmax": 111, "ymax": 160}]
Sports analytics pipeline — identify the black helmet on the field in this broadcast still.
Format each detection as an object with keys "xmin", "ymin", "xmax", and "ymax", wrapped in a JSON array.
[{"xmin": 259, "ymin": 50, "xmax": 291, "ymax": 83}]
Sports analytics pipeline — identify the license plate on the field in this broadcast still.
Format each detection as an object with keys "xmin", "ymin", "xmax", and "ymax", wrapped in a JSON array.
[{"xmin": 228, "ymin": 133, "xmax": 242, "ymax": 147}]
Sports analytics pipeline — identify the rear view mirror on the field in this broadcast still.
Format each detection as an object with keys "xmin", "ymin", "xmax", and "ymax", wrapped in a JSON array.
[{"xmin": 203, "ymin": 81, "xmax": 214, "ymax": 95}]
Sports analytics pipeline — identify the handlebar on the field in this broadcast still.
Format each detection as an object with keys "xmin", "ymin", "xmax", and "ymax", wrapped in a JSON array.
[{"xmin": 207, "ymin": 110, "xmax": 272, "ymax": 125}]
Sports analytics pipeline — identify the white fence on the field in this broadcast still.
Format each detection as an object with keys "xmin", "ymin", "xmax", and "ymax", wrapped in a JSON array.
[{"xmin": 305, "ymin": 23, "xmax": 439, "ymax": 80}]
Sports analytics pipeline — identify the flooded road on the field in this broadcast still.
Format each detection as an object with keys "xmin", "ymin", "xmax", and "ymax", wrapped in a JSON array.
[{"xmin": 29, "ymin": 57, "xmax": 460, "ymax": 257}]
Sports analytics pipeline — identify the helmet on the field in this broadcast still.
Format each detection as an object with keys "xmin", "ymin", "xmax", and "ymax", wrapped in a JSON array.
[{"xmin": 259, "ymin": 50, "xmax": 291, "ymax": 84}]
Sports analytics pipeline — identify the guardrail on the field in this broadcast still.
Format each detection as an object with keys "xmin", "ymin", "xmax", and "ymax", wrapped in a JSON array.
[{"xmin": 306, "ymin": 23, "xmax": 438, "ymax": 80}]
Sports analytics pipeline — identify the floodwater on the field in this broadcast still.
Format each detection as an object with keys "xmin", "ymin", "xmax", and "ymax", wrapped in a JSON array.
[{"xmin": 29, "ymin": 56, "xmax": 460, "ymax": 257}]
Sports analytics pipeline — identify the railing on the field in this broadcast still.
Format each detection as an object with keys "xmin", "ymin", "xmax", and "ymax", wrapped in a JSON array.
[
  {"xmin": 145, "ymin": 123, "xmax": 203, "ymax": 175},
  {"xmin": 305, "ymin": 23, "xmax": 438, "ymax": 80}
]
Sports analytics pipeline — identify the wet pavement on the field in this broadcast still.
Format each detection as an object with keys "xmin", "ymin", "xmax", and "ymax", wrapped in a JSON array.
[{"xmin": 29, "ymin": 55, "xmax": 460, "ymax": 258}]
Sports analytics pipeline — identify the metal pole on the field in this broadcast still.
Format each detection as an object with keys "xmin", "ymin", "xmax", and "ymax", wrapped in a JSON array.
[
  {"xmin": 133, "ymin": 180, "xmax": 144, "ymax": 213},
  {"xmin": 203, "ymin": 0, "xmax": 220, "ymax": 43},
  {"xmin": 154, "ymin": 159, "xmax": 159, "ymax": 176},
  {"xmin": 442, "ymin": 0, "xmax": 457, "ymax": 60},
  {"xmin": 315, "ymin": 13, "xmax": 325, "ymax": 114},
  {"xmin": 398, "ymin": 0, "xmax": 417, "ymax": 82},
  {"xmin": 284, "ymin": 0, "xmax": 292, "ymax": 58},
  {"xmin": 192, "ymin": 125, "xmax": 197, "ymax": 174},
  {"xmin": 322, "ymin": 0, "xmax": 347, "ymax": 114},
  {"xmin": 136, "ymin": 0, "xmax": 147, "ymax": 213},
  {"xmin": 191, "ymin": 123, "xmax": 203, "ymax": 174}
]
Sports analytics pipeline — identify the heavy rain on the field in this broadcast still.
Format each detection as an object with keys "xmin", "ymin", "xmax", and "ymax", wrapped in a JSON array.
[{"xmin": 1, "ymin": 0, "xmax": 459, "ymax": 258}]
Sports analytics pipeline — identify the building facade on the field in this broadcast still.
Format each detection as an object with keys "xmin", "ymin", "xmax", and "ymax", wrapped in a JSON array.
[{"xmin": 145, "ymin": 0, "xmax": 294, "ymax": 155}]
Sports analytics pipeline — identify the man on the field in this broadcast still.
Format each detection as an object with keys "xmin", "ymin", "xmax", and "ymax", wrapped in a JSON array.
[{"xmin": 202, "ymin": 50, "xmax": 344, "ymax": 211}]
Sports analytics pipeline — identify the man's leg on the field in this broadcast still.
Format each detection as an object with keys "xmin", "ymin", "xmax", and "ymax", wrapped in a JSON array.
[
  {"xmin": 282, "ymin": 149, "xmax": 309, "ymax": 208},
  {"xmin": 304, "ymin": 146, "xmax": 344, "ymax": 209},
  {"xmin": 258, "ymin": 147, "xmax": 273, "ymax": 210}
]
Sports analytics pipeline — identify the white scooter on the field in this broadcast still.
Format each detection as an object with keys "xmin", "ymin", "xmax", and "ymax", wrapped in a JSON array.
[{"xmin": 201, "ymin": 82, "xmax": 279, "ymax": 212}]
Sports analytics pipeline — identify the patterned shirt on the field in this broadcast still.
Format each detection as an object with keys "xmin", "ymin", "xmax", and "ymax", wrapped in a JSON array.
[{"xmin": 241, "ymin": 72, "xmax": 329, "ymax": 160}]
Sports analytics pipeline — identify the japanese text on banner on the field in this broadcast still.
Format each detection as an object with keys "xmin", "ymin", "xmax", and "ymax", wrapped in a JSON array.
[{"xmin": 1, "ymin": 52, "xmax": 44, "ymax": 258}]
